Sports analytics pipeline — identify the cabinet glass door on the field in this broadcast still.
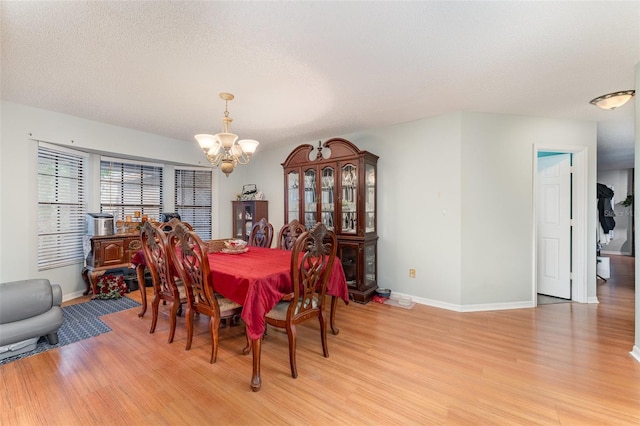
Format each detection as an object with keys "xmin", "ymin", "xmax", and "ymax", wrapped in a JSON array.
[
  {"xmin": 365, "ymin": 163, "xmax": 375, "ymax": 233},
  {"xmin": 303, "ymin": 169, "xmax": 317, "ymax": 229},
  {"xmin": 287, "ymin": 171, "xmax": 300, "ymax": 222},
  {"xmin": 234, "ymin": 203, "xmax": 253, "ymax": 241},
  {"xmin": 340, "ymin": 244, "xmax": 358, "ymax": 289},
  {"xmin": 320, "ymin": 166, "xmax": 335, "ymax": 231},
  {"xmin": 234, "ymin": 204, "xmax": 245, "ymax": 239},
  {"xmin": 341, "ymin": 164, "xmax": 357, "ymax": 234},
  {"xmin": 365, "ymin": 243, "xmax": 376, "ymax": 286}
]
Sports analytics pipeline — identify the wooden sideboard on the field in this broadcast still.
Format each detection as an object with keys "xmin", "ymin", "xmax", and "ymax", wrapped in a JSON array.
[{"xmin": 82, "ymin": 234, "xmax": 142, "ymax": 296}]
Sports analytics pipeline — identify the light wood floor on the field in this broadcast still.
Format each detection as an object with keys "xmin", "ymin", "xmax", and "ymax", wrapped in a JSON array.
[{"xmin": 2, "ymin": 256, "xmax": 639, "ymax": 425}]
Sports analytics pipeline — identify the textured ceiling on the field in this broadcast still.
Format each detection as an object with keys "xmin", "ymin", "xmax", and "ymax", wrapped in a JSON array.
[{"xmin": 1, "ymin": 1, "xmax": 638, "ymax": 170}]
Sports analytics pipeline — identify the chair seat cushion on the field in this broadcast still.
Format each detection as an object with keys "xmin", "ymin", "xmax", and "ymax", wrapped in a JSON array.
[
  {"xmin": 265, "ymin": 297, "xmax": 318, "ymax": 321},
  {"xmin": 218, "ymin": 296, "xmax": 242, "ymax": 314}
]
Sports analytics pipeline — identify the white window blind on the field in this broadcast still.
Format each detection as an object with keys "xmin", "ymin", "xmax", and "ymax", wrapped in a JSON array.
[
  {"xmin": 100, "ymin": 159, "xmax": 163, "ymax": 221},
  {"xmin": 175, "ymin": 168, "xmax": 212, "ymax": 240},
  {"xmin": 37, "ymin": 144, "xmax": 87, "ymax": 270}
]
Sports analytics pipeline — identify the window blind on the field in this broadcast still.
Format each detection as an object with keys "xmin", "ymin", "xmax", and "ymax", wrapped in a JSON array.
[
  {"xmin": 37, "ymin": 144, "xmax": 87, "ymax": 270},
  {"xmin": 175, "ymin": 168, "xmax": 212, "ymax": 240},
  {"xmin": 100, "ymin": 159, "xmax": 163, "ymax": 221}
]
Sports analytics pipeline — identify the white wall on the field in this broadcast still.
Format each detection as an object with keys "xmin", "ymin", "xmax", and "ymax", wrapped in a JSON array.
[
  {"xmin": 0, "ymin": 101, "xmax": 210, "ymax": 296},
  {"xmin": 597, "ymin": 169, "xmax": 633, "ymax": 256},
  {"xmin": 1, "ymin": 101, "xmax": 598, "ymax": 311},
  {"xmin": 245, "ymin": 112, "xmax": 597, "ymax": 310},
  {"xmin": 460, "ymin": 113, "xmax": 597, "ymax": 305},
  {"xmin": 244, "ymin": 114, "xmax": 464, "ymax": 306}
]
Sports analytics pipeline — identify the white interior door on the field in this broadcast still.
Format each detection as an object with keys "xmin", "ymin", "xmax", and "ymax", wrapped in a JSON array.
[{"xmin": 537, "ymin": 153, "xmax": 571, "ymax": 299}]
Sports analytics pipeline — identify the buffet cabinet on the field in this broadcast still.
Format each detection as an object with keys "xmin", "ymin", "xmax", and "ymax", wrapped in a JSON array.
[
  {"xmin": 232, "ymin": 200, "xmax": 269, "ymax": 242},
  {"xmin": 82, "ymin": 234, "xmax": 141, "ymax": 296},
  {"xmin": 282, "ymin": 138, "xmax": 378, "ymax": 303},
  {"xmin": 86, "ymin": 234, "xmax": 141, "ymax": 268}
]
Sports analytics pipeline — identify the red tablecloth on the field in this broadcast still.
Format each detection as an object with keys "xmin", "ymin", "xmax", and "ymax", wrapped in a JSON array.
[
  {"xmin": 133, "ymin": 246, "xmax": 349, "ymax": 341},
  {"xmin": 208, "ymin": 247, "xmax": 348, "ymax": 340}
]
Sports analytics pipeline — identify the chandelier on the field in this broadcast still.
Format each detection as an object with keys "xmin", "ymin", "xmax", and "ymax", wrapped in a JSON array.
[
  {"xmin": 589, "ymin": 90, "xmax": 635, "ymax": 110},
  {"xmin": 195, "ymin": 93, "xmax": 259, "ymax": 177}
]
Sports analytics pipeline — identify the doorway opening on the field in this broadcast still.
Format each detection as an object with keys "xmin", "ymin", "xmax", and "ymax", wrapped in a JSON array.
[{"xmin": 533, "ymin": 145, "xmax": 588, "ymax": 306}]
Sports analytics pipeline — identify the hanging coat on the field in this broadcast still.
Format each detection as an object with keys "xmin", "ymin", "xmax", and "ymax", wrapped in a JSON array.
[{"xmin": 597, "ymin": 183, "xmax": 615, "ymax": 233}]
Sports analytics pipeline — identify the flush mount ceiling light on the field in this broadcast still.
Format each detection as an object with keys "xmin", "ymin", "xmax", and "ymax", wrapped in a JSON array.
[
  {"xmin": 589, "ymin": 90, "xmax": 635, "ymax": 110},
  {"xmin": 195, "ymin": 93, "xmax": 259, "ymax": 177}
]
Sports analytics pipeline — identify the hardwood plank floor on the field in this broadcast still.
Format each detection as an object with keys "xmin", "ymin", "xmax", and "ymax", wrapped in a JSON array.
[{"xmin": 2, "ymin": 256, "xmax": 639, "ymax": 425}]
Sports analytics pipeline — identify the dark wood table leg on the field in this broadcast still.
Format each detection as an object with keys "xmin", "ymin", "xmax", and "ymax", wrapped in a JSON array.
[
  {"xmin": 251, "ymin": 337, "xmax": 262, "ymax": 392},
  {"xmin": 135, "ymin": 264, "xmax": 147, "ymax": 318},
  {"xmin": 329, "ymin": 295, "xmax": 340, "ymax": 335}
]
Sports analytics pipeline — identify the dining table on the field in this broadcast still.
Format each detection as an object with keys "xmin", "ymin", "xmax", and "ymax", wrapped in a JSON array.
[
  {"xmin": 207, "ymin": 246, "xmax": 349, "ymax": 391},
  {"xmin": 131, "ymin": 245, "xmax": 349, "ymax": 392}
]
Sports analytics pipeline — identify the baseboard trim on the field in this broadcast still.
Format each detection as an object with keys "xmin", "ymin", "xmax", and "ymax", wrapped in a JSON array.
[
  {"xmin": 599, "ymin": 250, "xmax": 632, "ymax": 256},
  {"xmin": 630, "ymin": 346, "xmax": 640, "ymax": 363},
  {"xmin": 63, "ymin": 289, "xmax": 87, "ymax": 302},
  {"xmin": 390, "ymin": 292, "xmax": 535, "ymax": 312}
]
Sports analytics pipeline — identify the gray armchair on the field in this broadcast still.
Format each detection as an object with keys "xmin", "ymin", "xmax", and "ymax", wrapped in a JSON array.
[{"xmin": 0, "ymin": 279, "xmax": 63, "ymax": 360}]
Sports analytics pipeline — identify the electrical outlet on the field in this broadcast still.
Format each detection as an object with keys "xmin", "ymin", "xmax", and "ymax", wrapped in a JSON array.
[{"xmin": 409, "ymin": 268, "xmax": 416, "ymax": 278}]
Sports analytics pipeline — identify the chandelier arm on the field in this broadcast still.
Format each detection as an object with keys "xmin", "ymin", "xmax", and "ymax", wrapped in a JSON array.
[
  {"xmin": 236, "ymin": 151, "xmax": 251, "ymax": 165},
  {"xmin": 206, "ymin": 152, "xmax": 224, "ymax": 167}
]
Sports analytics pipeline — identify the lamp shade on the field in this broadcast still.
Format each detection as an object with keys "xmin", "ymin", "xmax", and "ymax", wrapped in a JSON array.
[
  {"xmin": 238, "ymin": 139, "xmax": 259, "ymax": 154},
  {"xmin": 195, "ymin": 134, "xmax": 217, "ymax": 150},
  {"xmin": 217, "ymin": 132, "xmax": 239, "ymax": 149}
]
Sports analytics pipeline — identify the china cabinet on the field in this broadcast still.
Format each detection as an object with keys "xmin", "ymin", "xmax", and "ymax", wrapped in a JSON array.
[
  {"xmin": 282, "ymin": 138, "xmax": 378, "ymax": 303},
  {"xmin": 232, "ymin": 200, "xmax": 268, "ymax": 242}
]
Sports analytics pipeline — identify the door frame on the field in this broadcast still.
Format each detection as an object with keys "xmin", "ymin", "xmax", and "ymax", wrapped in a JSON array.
[{"xmin": 533, "ymin": 145, "xmax": 588, "ymax": 304}]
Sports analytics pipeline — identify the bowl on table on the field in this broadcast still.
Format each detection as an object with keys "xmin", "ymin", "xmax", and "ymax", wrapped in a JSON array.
[{"xmin": 224, "ymin": 239, "xmax": 247, "ymax": 250}]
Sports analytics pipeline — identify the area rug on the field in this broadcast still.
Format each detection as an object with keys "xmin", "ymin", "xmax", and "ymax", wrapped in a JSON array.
[{"xmin": 0, "ymin": 296, "xmax": 140, "ymax": 366}]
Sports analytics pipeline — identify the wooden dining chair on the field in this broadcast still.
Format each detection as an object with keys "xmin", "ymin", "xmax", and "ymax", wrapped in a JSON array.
[
  {"xmin": 265, "ymin": 222, "xmax": 337, "ymax": 378},
  {"xmin": 277, "ymin": 219, "xmax": 307, "ymax": 250},
  {"xmin": 167, "ymin": 223, "xmax": 247, "ymax": 363},
  {"xmin": 161, "ymin": 217, "xmax": 193, "ymax": 232},
  {"xmin": 249, "ymin": 218, "xmax": 274, "ymax": 248},
  {"xmin": 140, "ymin": 221, "xmax": 187, "ymax": 343}
]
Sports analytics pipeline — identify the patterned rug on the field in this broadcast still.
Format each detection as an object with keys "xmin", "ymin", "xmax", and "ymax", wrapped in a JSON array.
[{"xmin": 0, "ymin": 296, "xmax": 140, "ymax": 366}]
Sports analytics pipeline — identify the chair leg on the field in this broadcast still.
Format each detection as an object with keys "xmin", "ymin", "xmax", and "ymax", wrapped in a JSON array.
[
  {"xmin": 150, "ymin": 296, "xmax": 160, "ymax": 334},
  {"xmin": 209, "ymin": 315, "xmax": 221, "ymax": 363},
  {"xmin": 185, "ymin": 307, "xmax": 194, "ymax": 350},
  {"xmin": 286, "ymin": 324, "xmax": 298, "ymax": 378},
  {"xmin": 319, "ymin": 312, "xmax": 329, "ymax": 358},
  {"xmin": 167, "ymin": 301, "xmax": 179, "ymax": 343}
]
